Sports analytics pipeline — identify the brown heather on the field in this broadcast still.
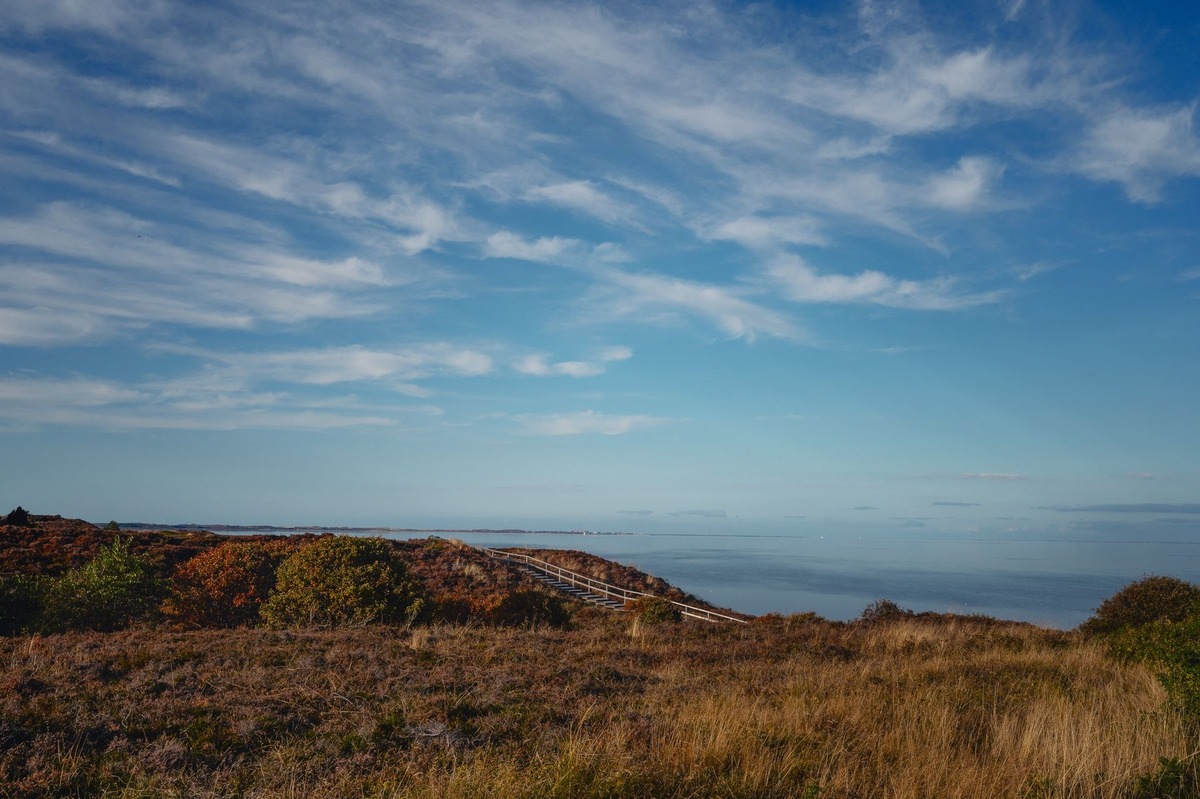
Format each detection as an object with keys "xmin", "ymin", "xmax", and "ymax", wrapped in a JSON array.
[{"xmin": 1, "ymin": 613, "xmax": 1194, "ymax": 798}]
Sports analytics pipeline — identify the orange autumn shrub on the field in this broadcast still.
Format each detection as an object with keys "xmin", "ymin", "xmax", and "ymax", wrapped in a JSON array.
[
  {"xmin": 429, "ymin": 589, "xmax": 571, "ymax": 628},
  {"xmin": 487, "ymin": 589, "xmax": 571, "ymax": 628},
  {"xmin": 164, "ymin": 539, "xmax": 298, "ymax": 628}
]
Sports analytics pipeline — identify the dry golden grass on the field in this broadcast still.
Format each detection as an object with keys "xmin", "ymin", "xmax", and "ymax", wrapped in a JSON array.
[
  {"xmin": 399, "ymin": 620, "xmax": 1193, "ymax": 799},
  {"xmin": 1, "ymin": 615, "xmax": 1195, "ymax": 799}
]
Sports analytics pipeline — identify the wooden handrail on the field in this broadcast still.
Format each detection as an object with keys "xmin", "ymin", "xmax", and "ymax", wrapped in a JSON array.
[{"xmin": 477, "ymin": 546, "xmax": 747, "ymax": 624}]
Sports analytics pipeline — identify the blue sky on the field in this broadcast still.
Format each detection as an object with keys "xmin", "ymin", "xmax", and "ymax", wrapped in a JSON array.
[{"xmin": 1, "ymin": 0, "xmax": 1198, "ymax": 532}]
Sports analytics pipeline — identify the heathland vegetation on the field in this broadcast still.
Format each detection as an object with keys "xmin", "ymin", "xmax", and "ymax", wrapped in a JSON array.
[{"xmin": 2, "ymin": 510, "xmax": 1199, "ymax": 798}]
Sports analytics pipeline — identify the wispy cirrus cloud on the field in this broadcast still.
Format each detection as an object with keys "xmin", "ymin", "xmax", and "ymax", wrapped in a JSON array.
[
  {"xmin": 198, "ymin": 344, "xmax": 497, "ymax": 386},
  {"xmin": 5, "ymin": 0, "xmax": 1195, "ymax": 357},
  {"xmin": 766, "ymin": 255, "xmax": 1003, "ymax": 311},
  {"xmin": 524, "ymin": 181, "xmax": 635, "ymax": 226},
  {"xmin": 0, "ymin": 201, "xmax": 453, "ymax": 345},
  {"xmin": 595, "ymin": 269, "xmax": 803, "ymax": 342},
  {"xmin": 519, "ymin": 410, "xmax": 670, "ymax": 436},
  {"xmin": 0, "ymin": 372, "xmax": 395, "ymax": 431}
]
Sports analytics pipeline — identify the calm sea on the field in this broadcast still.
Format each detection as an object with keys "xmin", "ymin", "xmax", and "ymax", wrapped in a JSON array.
[{"xmin": 381, "ymin": 528, "xmax": 1200, "ymax": 628}]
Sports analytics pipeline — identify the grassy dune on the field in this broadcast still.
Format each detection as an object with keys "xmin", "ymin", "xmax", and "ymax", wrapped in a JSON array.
[
  {"xmin": 2, "ymin": 517, "xmax": 1197, "ymax": 797},
  {"xmin": 2, "ymin": 614, "xmax": 1194, "ymax": 798}
]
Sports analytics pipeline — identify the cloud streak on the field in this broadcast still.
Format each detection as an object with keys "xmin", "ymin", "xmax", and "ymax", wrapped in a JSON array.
[{"xmin": 519, "ymin": 410, "xmax": 670, "ymax": 436}]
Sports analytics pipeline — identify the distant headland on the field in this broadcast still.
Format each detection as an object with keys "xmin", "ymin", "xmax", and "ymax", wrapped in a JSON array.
[{"xmin": 116, "ymin": 523, "xmax": 632, "ymax": 535}]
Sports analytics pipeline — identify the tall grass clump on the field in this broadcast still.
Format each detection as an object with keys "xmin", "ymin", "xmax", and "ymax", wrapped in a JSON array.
[{"xmin": 260, "ymin": 536, "xmax": 426, "ymax": 627}]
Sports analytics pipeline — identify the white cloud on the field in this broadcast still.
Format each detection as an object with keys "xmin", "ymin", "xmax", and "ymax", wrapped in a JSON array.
[
  {"xmin": 250, "ymin": 254, "xmax": 389, "ymax": 288},
  {"xmin": 164, "ymin": 134, "xmax": 464, "ymax": 254},
  {"xmin": 1076, "ymin": 106, "xmax": 1200, "ymax": 202},
  {"xmin": 926, "ymin": 156, "xmax": 1002, "ymax": 210},
  {"xmin": 0, "ymin": 375, "xmax": 146, "ymax": 406},
  {"xmin": 0, "ymin": 306, "xmax": 110, "ymax": 346},
  {"xmin": 8, "ymin": 129, "xmax": 183, "ymax": 187},
  {"xmin": 513, "ymin": 355, "xmax": 602, "ymax": 378},
  {"xmin": 483, "ymin": 232, "xmax": 582, "ymax": 263},
  {"xmin": 206, "ymin": 344, "xmax": 496, "ymax": 385},
  {"xmin": 511, "ymin": 345, "xmax": 629, "ymax": 377},
  {"xmin": 1013, "ymin": 262, "xmax": 1060, "ymax": 282},
  {"xmin": 791, "ymin": 46, "xmax": 1039, "ymax": 138},
  {"xmin": 766, "ymin": 255, "xmax": 1003, "ymax": 310},
  {"xmin": 0, "ymin": 0, "xmax": 152, "ymax": 35},
  {"xmin": 521, "ymin": 410, "xmax": 668, "ymax": 436},
  {"xmin": 597, "ymin": 268, "xmax": 803, "ymax": 341},
  {"xmin": 0, "ymin": 202, "xmax": 434, "ymax": 344},
  {"xmin": 708, "ymin": 216, "xmax": 826, "ymax": 249},
  {"xmin": 525, "ymin": 180, "xmax": 632, "ymax": 225},
  {"xmin": 597, "ymin": 345, "xmax": 632, "ymax": 362},
  {"xmin": 0, "ymin": 373, "xmax": 395, "ymax": 431}
]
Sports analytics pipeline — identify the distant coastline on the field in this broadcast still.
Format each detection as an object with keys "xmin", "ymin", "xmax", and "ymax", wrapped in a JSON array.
[{"xmin": 114, "ymin": 523, "xmax": 631, "ymax": 536}]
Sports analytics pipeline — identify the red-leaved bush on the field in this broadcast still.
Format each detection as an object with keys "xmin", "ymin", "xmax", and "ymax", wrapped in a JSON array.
[{"xmin": 164, "ymin": 539, "xmax": 299, "ymax": 628}]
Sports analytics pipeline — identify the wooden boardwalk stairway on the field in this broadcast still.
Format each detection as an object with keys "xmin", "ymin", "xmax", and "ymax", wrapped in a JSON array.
[{"xmin": 477, "ymin": 546, "xmax": 746, "ymax": 623}]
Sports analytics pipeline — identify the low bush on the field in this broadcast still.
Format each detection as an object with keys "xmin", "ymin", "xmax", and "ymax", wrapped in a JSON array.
[
  {"xmin": 41, "ymin": 537, "xmax": 163, "ymax": 632},
  {"xmin": 3, "ymin": 506, "xmax": 30, "ymax": 526},
  {"xmin": 626, "ymin": 596, "xmax": 682, "ymax": 624},
  {"xmin": 1108, "ymin": 614, "xmax": 1200, "ymax": 718},
  {"xmin": 859, "ymin": 598, "xmax": 914, "ymax": 623},
  {"xmin": 488, "ymin": 589, "xmax": 571, "ymax": 628},
  {"xmin": 260, "ymin": 536, "xmax": 426, "ymax": 627},
  {"xmin": 1081, "ymin": 576, "xmax": 1200, "ymax": 636},
  {"xmin": 0, "ymin": 573, "xmax": 44, "ymax": 636},
  {"xmin": 164, "ymin": 539, "xmax": 298, "ymax": 628}
]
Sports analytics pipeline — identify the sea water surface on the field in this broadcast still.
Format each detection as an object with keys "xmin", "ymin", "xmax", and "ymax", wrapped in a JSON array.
[
  {"xmin": 228, "ymin": 524, "xmax": 1200, "ymax": 628},
  {"xmin": 373, "ymin": 526, "xmax": 1200, "ymax": 629}
]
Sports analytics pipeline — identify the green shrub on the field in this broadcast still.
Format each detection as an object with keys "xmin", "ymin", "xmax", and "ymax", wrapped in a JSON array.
[
  {"xmin": 1130, "ymin": 756, "xmax": 1200, "ymax": 799},
  {"xmin": 0, "ymin": 573, "xmax": 45, "ymax": 636},
  {"xmin": 1109, "ymin": 614, "xmax": 1200, "ymax": 717},
  {"xmin": 1080, "ymin": 576, "xmax": 1200, "ymax": 636},
  {"xmin": 859, "ymin": 598, "xmax": 913, "ymax": 623},
  {"xmin": 260, "ymin": 536, "xmax": 426, "ymax": 627},
  {"xmin": 164, "ymin": 539, "xmax": 298, "ymax": 628},
  {"xmin": 626, "ymin": 596, "xmax": 682, "ymax": 624},
  {"xmin": 42, "ymin": 538, "xmax": 162, "ymax": 632}
]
